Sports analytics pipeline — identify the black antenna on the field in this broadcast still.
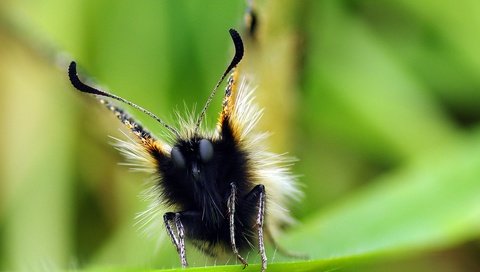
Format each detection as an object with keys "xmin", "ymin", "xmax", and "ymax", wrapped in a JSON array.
[
  {"xmin": 194, "ymin": 28, "xmax": 244, "ymax": 133},
  {"xmin": 68, "ymin": 61, "xmax": 181, "ymax": 138}
]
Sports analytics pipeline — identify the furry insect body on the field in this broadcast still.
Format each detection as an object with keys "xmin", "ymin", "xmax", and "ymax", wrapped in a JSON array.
[
  {"xmin": 159, "ymin": 131, "xmax": 258, "ymax": 252},
  {"xmin": 68, "ymin": 29, "xmax": 300, "ymax": 272}
]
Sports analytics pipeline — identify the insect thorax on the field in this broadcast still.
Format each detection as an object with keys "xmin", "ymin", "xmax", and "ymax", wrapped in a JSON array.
[{"xmin": 157, "ymin": 131, "xmax": 252, "ymax": 228}]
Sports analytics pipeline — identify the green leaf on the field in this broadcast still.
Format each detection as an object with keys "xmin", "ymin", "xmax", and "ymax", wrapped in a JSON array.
[{"xmin": 280, "ymin": 133, "xmax": 480, "ymax": 268}]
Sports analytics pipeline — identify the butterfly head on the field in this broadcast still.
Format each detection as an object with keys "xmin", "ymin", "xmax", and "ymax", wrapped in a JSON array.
[{"xmin": 170, "ymin": 138, "xmax": 215, "ymax": 182}]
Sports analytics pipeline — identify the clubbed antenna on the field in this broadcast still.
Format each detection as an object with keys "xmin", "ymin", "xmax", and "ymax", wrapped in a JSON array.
[
  {"xmin": 194, "ymin": 28, "xmax": 244, "ymax": 134},
  {"xmin": 68, "ymin": 61, "xmax": 181, "ymax": 138}
]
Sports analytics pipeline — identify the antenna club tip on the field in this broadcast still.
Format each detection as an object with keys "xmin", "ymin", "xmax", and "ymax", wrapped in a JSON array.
[
  {"xmin": 68, "ymin": 60, "xmax": 77, "ymax": 71},
  {"xmin": 68, "ymin": 61, "xmax": 100, "ymax": 96},
  {"xmin": 68, "ymin": 61, "xmax": 77, "ymax": 77},
  {"xmin": 228, "ymin": 29, "xmax": 243, "ymax": 48},
  {"xmin": 227, "ymin": 28, "xmax": 244, "ymax": 66},
  {"xmin": 68, "ymin": 61, "xmax": 82, "ymax": 89}
]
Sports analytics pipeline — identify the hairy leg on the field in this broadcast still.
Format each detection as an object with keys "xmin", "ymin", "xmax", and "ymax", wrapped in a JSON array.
[
  {"xmin": 244, "ymin": 184, "xmax": 267, "ymax": 272},
  {"xmin": 227, "ymin": 182, "xmax": 249, "ymax": 268}
]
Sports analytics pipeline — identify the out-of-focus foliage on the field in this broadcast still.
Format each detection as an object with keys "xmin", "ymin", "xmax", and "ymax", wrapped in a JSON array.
[{"xmin": 0, "ymin": 0, "xmax": 479, "ymax": 271}]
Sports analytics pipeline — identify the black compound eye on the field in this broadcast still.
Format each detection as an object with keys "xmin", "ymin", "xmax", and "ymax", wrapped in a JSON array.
[
  {"xmin": 171, "ymin": 147, "xmax": 186, "ymax": 169},
  {"xmin": 199, "ymin": 139, "xmax": 214, "ymax": 163}
]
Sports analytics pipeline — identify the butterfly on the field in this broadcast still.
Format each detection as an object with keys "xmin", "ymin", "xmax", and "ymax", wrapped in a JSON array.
[{"xmin": 68, "ymin": 28, "xmax": 301, "ymax": 272}]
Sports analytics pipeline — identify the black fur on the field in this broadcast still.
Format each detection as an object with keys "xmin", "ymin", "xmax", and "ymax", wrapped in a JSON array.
[{"xmin": 155, "ymin": 116, "xmax": 259, "ymax": 254}]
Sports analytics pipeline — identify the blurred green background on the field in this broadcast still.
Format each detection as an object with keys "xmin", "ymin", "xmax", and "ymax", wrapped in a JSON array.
[{"xmin": 1, "ymin": 0, "xmax": 480, "ymax": 271}]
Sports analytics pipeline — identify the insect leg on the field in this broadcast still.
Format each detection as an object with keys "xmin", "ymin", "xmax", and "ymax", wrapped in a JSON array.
[
  {"xmin": 245, "ymin": 184, "xmax": 267, "ymax": 272},
  {"xmin": 163, "ymin": 212, "xmax": 188, "ymax": 267},
  {"xmin": 174, "ymin": 213, "xmax": 188, "ymax": 268},
  {"xmin": 227, "ymin": 182, "xmax": 248, "ymax": 268}
]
